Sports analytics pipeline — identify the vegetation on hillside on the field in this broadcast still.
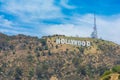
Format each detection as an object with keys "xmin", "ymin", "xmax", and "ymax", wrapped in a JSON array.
[
  {"xmin": 0, "ymin": 33, "xmax": 120, "ymax": 80},
  {"xmin": 101, "ymin": 65, "xmax": 120, "ymax": 80}
]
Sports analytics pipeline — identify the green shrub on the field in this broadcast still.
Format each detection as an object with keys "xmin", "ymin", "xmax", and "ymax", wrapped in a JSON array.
[
  {"xmin": 2, "ymin": 62, "xmax": 7, "ymax": 68},
  {"xmin": 0, "ymin": 67, "xmax": 2, "ymax": 72},
  {"xmin": 36, "ymin": 63, "xmax": 49, "ymax": 79},
  {"xmin": 13, "ymin": 51, "xmax": 16, "ymax": 54},
  {"xmin": 103, "ymin": 76, "xmax": 111, "ymax": 80},
  {"xmin": 78, "ymin": 47, "xmax": 84, "ymax": 53},
  {"xmin": 55, "ymin": 45, "xmax": 58, "ymax": 49},
  {"xmin": 40, "ymin": 39, "xmax": 46, "ymax": 46},
  {"xmin": 36, "ymin": 52, "xmax": 40, "ymax": 57},
  {"xmin": 48, "ymin": 50, "xmax": 52, "ymax": 56},
  {"xmin": 27, "ymin": 54, "xmax": 34, "ymax": 62},
  {"xmin": 44, "ymin": 46, "xmax": 48, "ymax": 50},
  {"xmin": 15, "ymin": 67, "xmax": 23, "ymax": 80},
  {"xmin": 77, "ymin": 66, "xmax": 86, "ymax": 75},
  {"xmin": 101, "ymin": 70, "xmax": 112, "ymax": 78},
  {"xmin": 112, "ymin": 65, "xmax": 120, "ymax": 73},
  {"xmin": 118, "ymin": 75, "xmax": 120, "ymax": 79},
  {"xmin": 29, "ymin": 68, "xmax": 34, "ymax": 79}
]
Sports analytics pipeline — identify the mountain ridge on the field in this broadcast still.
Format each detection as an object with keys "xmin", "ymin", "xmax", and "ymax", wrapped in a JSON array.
[{"xmin": 0, "ymin": 33, "xmax": 120, "ymax": 80}]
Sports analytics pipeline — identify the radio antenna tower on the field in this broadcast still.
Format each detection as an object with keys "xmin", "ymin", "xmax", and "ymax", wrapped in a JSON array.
[{"xmin": 91, "ymin": 13, "xmax": 98, "ymax": 38}]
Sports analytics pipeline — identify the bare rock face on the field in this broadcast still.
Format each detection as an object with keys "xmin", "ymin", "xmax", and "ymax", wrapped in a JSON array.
[{"xmin": 50, "ymin": 75, "xmax": 58, "ymax": 80}]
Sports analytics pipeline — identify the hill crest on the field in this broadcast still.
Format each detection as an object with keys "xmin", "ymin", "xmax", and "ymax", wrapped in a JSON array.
[{"xmin": 0, "ymin": 33, "xmax": 120, "ymax": 80}]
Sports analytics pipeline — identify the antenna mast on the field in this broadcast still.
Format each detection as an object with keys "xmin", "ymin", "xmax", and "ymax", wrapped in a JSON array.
[{"xmin": 91, "ymin": 13, "xmax": 98, "ymax": 38}]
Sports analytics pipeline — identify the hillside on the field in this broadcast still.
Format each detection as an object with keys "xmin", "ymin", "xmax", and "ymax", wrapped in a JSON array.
[{"xmin": 0, "ymin": 33, "xmax": 120, "ymax": 80}]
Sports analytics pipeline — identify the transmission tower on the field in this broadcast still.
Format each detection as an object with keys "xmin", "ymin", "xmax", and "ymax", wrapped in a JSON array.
[{"xmin": 91, "ymin": 13, "xmax": 98, "ymax": 38}]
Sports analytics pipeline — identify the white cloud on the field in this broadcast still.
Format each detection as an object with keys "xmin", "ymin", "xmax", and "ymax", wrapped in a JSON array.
[
  {"xmin": 43, "ymin": 24, "xmax": 91, "ymax": 37},
  {"xmin": 0, "ymin": 0, "xmax": 120, "ymax": 44},
  {"xmin": 1, "ymin": 0, "xmax": 63, "ymax": 22},
  {"xmin": 96, "ymin": 15, "xmax": 120, "ymax": 44},
  {"xmin": 0, "ymin": 16, "xmax": 13, "ymax": 28},
  {"xmin": 43, "ymin": 14, "xmax": 120, "ymax": 44},
  {"xmin": 42, "ymin": 14, "xmax": 95, "ymax": 37},
  {"xmin": 60, "ymin": 0, "xmax": 76, "ymax": 9},
  {"xmin": 0, "ymin": 15, "xmax": 35, "ymax": 35}
]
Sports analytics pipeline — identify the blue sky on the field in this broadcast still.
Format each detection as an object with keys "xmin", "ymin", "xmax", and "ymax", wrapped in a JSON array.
[{"xmin": 0, "ymin": 0, "xmax": 120, "ymax": 44}]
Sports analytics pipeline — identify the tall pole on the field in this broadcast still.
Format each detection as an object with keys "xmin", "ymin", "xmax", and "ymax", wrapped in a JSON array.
[
  {"xmin": 91, "ymin": 13, "xmax": 98, "ymax": 38},
  {"xmin": 94, "ymin": 13, "xmax": 97, "ymax": 38},
  {"xmin": 94, "ymin": 13, "xmax": 96, "ymax": 31}
]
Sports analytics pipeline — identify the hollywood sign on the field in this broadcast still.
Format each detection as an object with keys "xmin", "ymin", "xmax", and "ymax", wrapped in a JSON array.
[{"xmin": 56, "ymin": 38, "xmax": 91, "ymax": 47}]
